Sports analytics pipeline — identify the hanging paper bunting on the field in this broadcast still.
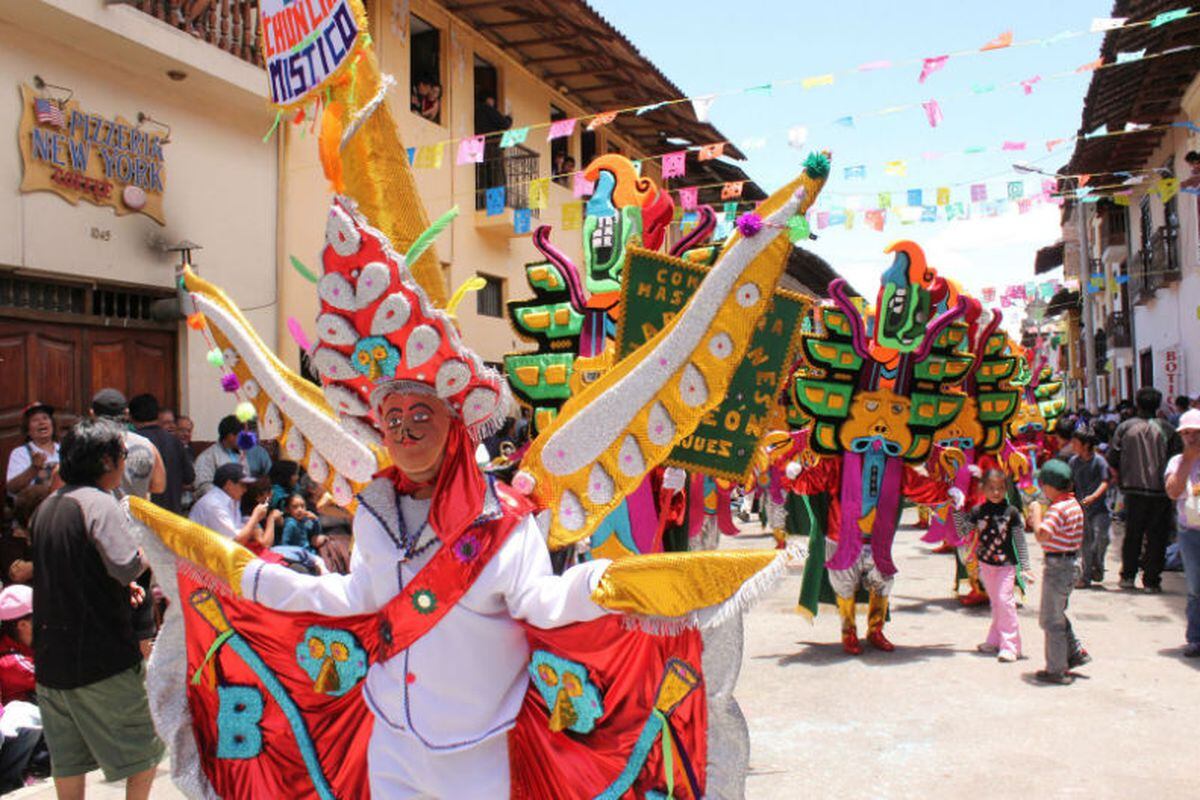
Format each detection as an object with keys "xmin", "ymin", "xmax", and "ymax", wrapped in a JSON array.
[
  {"xmin": 864, "ymin": 209, "xmax": 886, "ymax": 231},
  {"xmin": 690, "ymin": 95, "xmax": 716, "ymax": 123},
  {"xmin": 1078, "ymin": 174, "xmax": 1090, "ymax": 187},
  {"xmin": 1020, "ymin": 76, "xmax": 1042, "ymax": 95},
  {"xmin": 936, "ymin": 187, "xmax": 951, "ymax": 206},
  {"xmin": 1001, "ymin": 141, "xmax": 1027, "ymax": 151},
  {"xmin": 548, "ymin": 118, "xmax": 576, "ymax": 140},
  {"xmin": 456, "ymin": 135, "xmax": 485, "ymax": 165},
  {"xmin": 879, "ymin": 106, "xmax": 907, "ymax": 116},
  {"xmin": 679, "ymin": 186, "xmax": 699, "ymax": 210},
  {"xmin": 802, "ymin": 74, "xmax": 835, "ymax": 90},
  {"xmin": 1117, "ymin": 49, "xmax": 1146, "ymax": 64},
  {"xmin": 982, "ymin": 287, "xmax": 996, "ymax": 303},
  {"xmin": 1150, "ymin": 9, "xmax": 1188, "ymax": 27},
  {"xmin": 1077, "ymin": 57, "xmax": 1104, "ymax": 73},
  {"xmin": 513, "ymin": 208, "xmax": 532, "ymax": 235},
  {"xmin": 918, "ymin": 55, "xmax": 949, "ymax": 83},
  {"xmin": 406, "ymin": 147, "xmax": 416, "ymax": 164},
  {"xmin": 907, "ymin": 189, "xmax": 923, "ymax": 207},
  {"xmin": 661, "ymin": 150, "xmax": 687, "ymax": 178},
  {"xmin": 878, "ymin": 192, "xmax": 892, "ymax": 209},
  {"xmin": 844, "ymin": 210, "xmax": 855, "ymax": 230},
  {"xmin": 1157, "ymin": 177, "xmax": 1181, "ymax": 203},
  {"xmin": 561, "ymin": 201, "xmax": 583, "ymax": 231},
  {"xmin": 1125, "ymin": 122, "xmax": 1151, "ymax": 132},
  {"xmin": 857, "ymin": 60, "xmax": 892, "ymax": 71},
  {"xmin": 636, "ymin": 102, "xmax": 666, "ymax": 116},
  {"xmin": 815, "ymin": 212, "xmax": 829, "ymax": 229},
  {"xmin": 680, "ymin": 211, "xmax": 698, "ymax": 232},
  {"xmin": 1114, "ymin": 193, "xmax": 1132, "ymax": 207},
  {"xmin": 414, "ymin": 142, "xmax": 445, "ymax": 169},
  {"xmin": 587, "ymin": 111, "xmax": 617, "ymax": 131},
  {"xmin": 1116, "ymin": 274, "xmax": 1130, "ymax": 285},
  {"xmin": 1008, "ymin": 181, "xmax": 1025, "ymax": 200},
  {"xmin": 723, "ymin": 201, "xmax": 739, "ymax": 221},
  {"xmin": 964, "ymin": 146, "xmax": 987, "ymax": 154},
  {"xmin": 884, "ymin": 160, "xmax": 907, "ymax": 177},
  {"xmin": 1001, "ymin": 296, "xmax": 1012, "ymax": 308},
  {"xmin": 1091, "ymin": 17, "xmax": 1127, "ymax": 32},
  {"xmin": 1042, "ymin": 179, "xmax": 1057, "ymax": 196},
  {"xmin": 721, "ymin": 181, "xmax": 745, "ymax": 200},
  {"xmin": 920, "ymin": 206, "xmax": 938, "ymax": 222},
  {"xmin": 972, "ymin": 83, "xmax": 997, "ymax": 94},
  {"xmin": 1018, "ymin": 199, "xmax": 1033, "ymax": 214},
  {"xmin": 922, "ymin": 151, "xmax": 945, "ymax": 161},
  {"xmin": 485, "ymin": 186, "xmax": 505, "ymax": 216},
  {"xmin": 834, "ymin": 116, "xmax": 855, "ymax": 128},
  {"xmin": 921, "ymin": 99, "xmax": 944, "ymax": 128},
  {"xmin": 1085, "ymin": 125, "xmax": 1106, "ymax": 139},
  {"xmin": 572, "ymin": 172, "xmax": 595, "ymax": 197},
  {"xmin": 787, "ymin": 126, "xmax": 809, "ymax": 149},
  {"xmin": 970, "ymin": 184, "xmax": 988, "ymax": 202},
  {"xmin": 1045, "ymin": 138, "xmax": 1066, "ymax": 151},
  {"xmin": 980, "ymin": 30, "xmax": 1013, "ymax": 51},
  {"xmin": 698, "ymin": 142, "xmax": 725, "ymax": 161},
  {"xmin": 500, "ymin": 126, "xmax": 530, "ymax": 148},
  {"xmin": 1042, "ymin": 30, "xmax": 1074, "ymax": 46},
  {"xmin": 844, "ymin": 165, "xmax": 867, "ymax": 180},
  {"xmin": 528, "ymin": 177, "xmax": 549, "ymax": 210},
  {"xmin": 744, "ymin": 84, "xmax": 772, "ymax": 96}
]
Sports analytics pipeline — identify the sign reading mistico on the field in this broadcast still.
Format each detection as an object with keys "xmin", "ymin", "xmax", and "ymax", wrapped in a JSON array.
[
  {"xmin": 18, "ymin": 85, "xmax": 166, "ymax": 224},
  {"xmin": 261, "ymin": 0, "xmax": 362, "ymax": 107}
]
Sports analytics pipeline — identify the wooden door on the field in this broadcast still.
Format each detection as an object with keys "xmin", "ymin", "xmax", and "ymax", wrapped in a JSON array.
[{"xmin": 0, "ymin": 319, "xmax": 176, "ymax": 496}]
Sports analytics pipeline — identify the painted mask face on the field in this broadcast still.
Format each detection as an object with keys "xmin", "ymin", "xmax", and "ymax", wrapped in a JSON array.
[
  {"xmin": 379, "ymin": 393, "xmax": 452, "ymax": 481},
  {"xmin": 527, "ymin": 650, "xmax": 604, "ymax": 734},
  {"xmin": 583, "ymin": 170, "xmax": 643, "ymax": 298},
  {"xmin": 874, "ymin": 244, "xmax": 933, "ymax": 354},
  {"xmin": 1008, "ymin": 402, "xmax": 1046, "ymax": 438},
  {"xmin": 837, "ymin": 389, "xmax": 913, "ymax": 457},
  {"xmin": 934, "ymin": 395, "xmax": 984, "ymax": 452}
]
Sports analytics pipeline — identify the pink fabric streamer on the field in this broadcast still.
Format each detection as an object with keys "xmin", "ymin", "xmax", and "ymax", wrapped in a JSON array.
[
  {"xmin": 286, "ymin": 316, "xmax": 312, "ymax": 354},
  {"xmin": 918, "ymin": 55, "xmax": 949, "ymax": 83},
  {"xmin": 921, "ymin": 99, "xmax": 943, "ymax": 128}
]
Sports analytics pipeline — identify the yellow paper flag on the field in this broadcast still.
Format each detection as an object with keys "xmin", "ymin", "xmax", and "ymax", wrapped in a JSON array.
[
  {"xmin": 528, "ymin": 177, "xmax": 550, "ymax": 210},
  {"xmin": 414, "ymin": 142, "xmax": 445, "ymax": 169},
  {"xmin": 936, "ymin": 187, "xmax": 951, "ymax": 206},
  {"xmin": 1157, "ymin": 177, "xmax": 1180, "ymax": 204},
  {"xmin": 802, "ymin": 74, "xmax": 835, "ymax": 90},
  {"xmin": 884, "ymin": 160, "xmax": 908, "ymax": 177},
  {"xmin": 562, "ymin": 201, "xmax": 582, "ymax": 231}
]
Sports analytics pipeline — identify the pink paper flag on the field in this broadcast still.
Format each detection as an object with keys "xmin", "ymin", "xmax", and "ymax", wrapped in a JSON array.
[
  {"xmin": 662, "ymin": 150, "xmax": 687, "ymax": 179},
  {"xmin": 970, "ymin": 184, "xmax": 988, "ymax": 202},
  {"xmin": 1020, "ymin": 75, "xmax": 1042, "ymax": 95},
  {"xmin": 1042, "ymin": 179, "xmax": 1057, "ymax": 195},
  {"xmin": 921, "ymin": 99, "xmax": 943, "ymax": 128},
  {"xmin": 865, "ymin": 209, "xmax": 885, "ymax": 231},
  {"xmin": 679, "ymin": 186, "xmax": 699, "ymax": 210},
  {"xmin": 1018, "ymin": 199, "xmax": 1033, "ymax": 214},
  {"xmin": 918, "ymin": 55, "xmax": 949, "ymax": 83},
  {"xmin": 982, "ymin": 287, "xmax": 996, "ymax": 303},
  {"xmin": 816, "ymin": 212, "xmax": 830, "ymax": 229},
  {"xmin": 857, "ymin": 60, "xmax": 893, "ymax": 71},
  {"xmin": 547, "ymin": 117, "xmax": 576, "ymax": 140},
  {"xmin": 456, "ymin": 135, "xmax": 485, "ymax": 165},
  {"xmin": 1001, "ymin": 141, "xmax": 1027, "ymax": 151},
  {"xmin": 572, "ymin": 171, "xmax": 595, "ymax": 197}
]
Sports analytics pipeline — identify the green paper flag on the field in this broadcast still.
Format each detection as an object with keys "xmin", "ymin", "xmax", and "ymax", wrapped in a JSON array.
[{"xmin": 1150, "ymin": 8, "xmax": 1188, "ymax": 27}]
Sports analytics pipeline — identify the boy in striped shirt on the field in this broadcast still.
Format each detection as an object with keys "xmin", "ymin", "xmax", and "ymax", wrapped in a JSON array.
[{"xmin": 1027, "ymin": 459, "xmax": 1090, "ymax": 685}]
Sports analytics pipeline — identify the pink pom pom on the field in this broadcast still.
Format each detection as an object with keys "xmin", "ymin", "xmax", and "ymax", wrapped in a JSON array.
[
  {"xmin": 220, "ymin": 373, "xmax": 241, "ymax": 393},
  {"xmin": 735, "ymin": 212, "xmax": 763, "ymax": 237}
]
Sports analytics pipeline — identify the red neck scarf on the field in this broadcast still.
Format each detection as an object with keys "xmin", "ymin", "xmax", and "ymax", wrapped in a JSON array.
[{"xmin": 377, "ymin": 420, "xmax": 487, "ymax": 545}]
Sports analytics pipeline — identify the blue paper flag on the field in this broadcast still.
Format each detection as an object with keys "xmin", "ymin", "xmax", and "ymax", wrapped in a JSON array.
[
  {"xmin": 834, "ymin": 116, "xmax": 855, "ymax": 128},
  {"xmin": 920, "ymin": 205, "xmax": 938, "ymax": 222},
  {"xmin": 907, "ymin": 189, "xmax": 923, "ymax": 207},
  {"xmin": 485, "ymin": 187, "xmax": 505, "ymax": 216},
  {"xmin": 844, "ymin": 165, "xmax": 866, "ymax": 180},
  {"xmin": 513, "ymin": 208, "xmax": 532, "ymax": 234},
  {"xmin": 406, "ymin": 148, "xmax": 416, "ymax": 164}
]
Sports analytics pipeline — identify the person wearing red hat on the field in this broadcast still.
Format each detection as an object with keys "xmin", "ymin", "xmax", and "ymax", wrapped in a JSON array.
[
  {"xmin": 5, "ymin": 403, "xmax": 59, "ymax": 499},
  {"xmin": 0, "ymin": 585, "xmax": 34, "ymax": 706}
]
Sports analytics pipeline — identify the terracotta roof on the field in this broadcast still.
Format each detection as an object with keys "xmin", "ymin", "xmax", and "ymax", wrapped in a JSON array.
[
  {"xmin": 1066, "ymin": 0, "xmax": 1200, "ymax": 179},
  {"xmin": 439, "ymin": 0, "xmax": 752, "ymax": 168}
]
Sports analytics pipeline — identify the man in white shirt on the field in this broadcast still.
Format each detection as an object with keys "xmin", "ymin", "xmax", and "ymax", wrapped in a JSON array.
[{"xmin": 188, "ymin": 464, "xmax": 278, "ymax": 547}]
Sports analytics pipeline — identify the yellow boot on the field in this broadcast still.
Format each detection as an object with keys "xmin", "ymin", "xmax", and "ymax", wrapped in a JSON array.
[
  {"xmin": 836, "ymin": 596, "xmax": 861, "ymax": 655},
  {"xmin": 866, "ymin": 592, "xmax": 895, "ymax": 652},
  {"xmin": 773, "ymin": 528, "xmax": 787, "ymax": 550}
]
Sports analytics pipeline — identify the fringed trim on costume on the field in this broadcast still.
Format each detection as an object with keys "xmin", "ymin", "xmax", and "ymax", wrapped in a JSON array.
[
  {"xmin": 177, "ymin": 559, "xmax": 236, "ymax": 599},
  {"xmin": 340, "ymin": 73, "xmax": 395, "ymax": 151},
  {"xmin": 618, "ymin": 546, "xmax": 795, "ymax": 636}
]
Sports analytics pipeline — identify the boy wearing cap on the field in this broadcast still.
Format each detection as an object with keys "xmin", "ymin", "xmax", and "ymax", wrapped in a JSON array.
[
  {"xmin": 1164, "ymin": 408, "xmax": 1200, "ymax": 658},
  {"xmin": 0, "ymin": 585, "xmax": 34, "ymax": 705},
  {"xmin": 1027, "ymin": 459, "xmax": 1090, "ymax": 685}
]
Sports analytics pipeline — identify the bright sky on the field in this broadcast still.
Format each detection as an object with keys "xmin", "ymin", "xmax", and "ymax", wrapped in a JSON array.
[{"xmin": 588, "ymin": 0, "xmax": 1111, "ymax": 308}]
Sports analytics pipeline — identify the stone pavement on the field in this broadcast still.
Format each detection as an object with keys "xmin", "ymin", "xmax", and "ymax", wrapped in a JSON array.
[
  {"xmin": 734, "ymin": 511, "xmax": 1194, "ymax": 799},
  {"xmin": 10, "ymin": 511, "xmax": 1193, "ymax": 799}
]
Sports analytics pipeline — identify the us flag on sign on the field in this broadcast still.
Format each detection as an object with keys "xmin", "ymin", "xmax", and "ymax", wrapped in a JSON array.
[{"xmin": 34, "ymin": 98, "xmax": 65, "ymax": 128}]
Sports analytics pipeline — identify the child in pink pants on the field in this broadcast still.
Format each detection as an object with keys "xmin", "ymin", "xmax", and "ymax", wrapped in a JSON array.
[{"xmin": 962, "ymin": 470, "xmax": 1032, "ymax": 661}]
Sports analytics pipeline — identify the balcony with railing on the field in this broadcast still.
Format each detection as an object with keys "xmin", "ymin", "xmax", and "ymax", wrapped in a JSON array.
[
  {"xmin": 1133, "ymin": 225, "xmax": 1180, "ymax": 304},
  {"xmin": 113, "ymin": 1, "xmax": 262, "ymax": 66},
  {"xmin": 474, "ymin": 144, "xmax": 541, "ymax": 235},
  {"xmin": 1106, "ymin": 311, "xmax": 1131, "ymax": 349}
]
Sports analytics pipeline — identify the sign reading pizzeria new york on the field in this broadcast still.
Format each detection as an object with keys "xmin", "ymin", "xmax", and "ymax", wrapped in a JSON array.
[
  {"xmin": 261, "ymin": 0, "xmax": 362, "ymax": 107},
  {"xmin": 18, "ymin": 85, "xmax": 166, "ymax": 224}
]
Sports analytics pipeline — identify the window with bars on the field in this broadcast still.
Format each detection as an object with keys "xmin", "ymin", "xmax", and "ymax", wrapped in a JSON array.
[
  {"xmin": 0, "ymin": 272, "xmax": 166, "ymax": 323},
  {"xmin": 476, "ymin": 274, "xmax": 504, "ymax": 318}
]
